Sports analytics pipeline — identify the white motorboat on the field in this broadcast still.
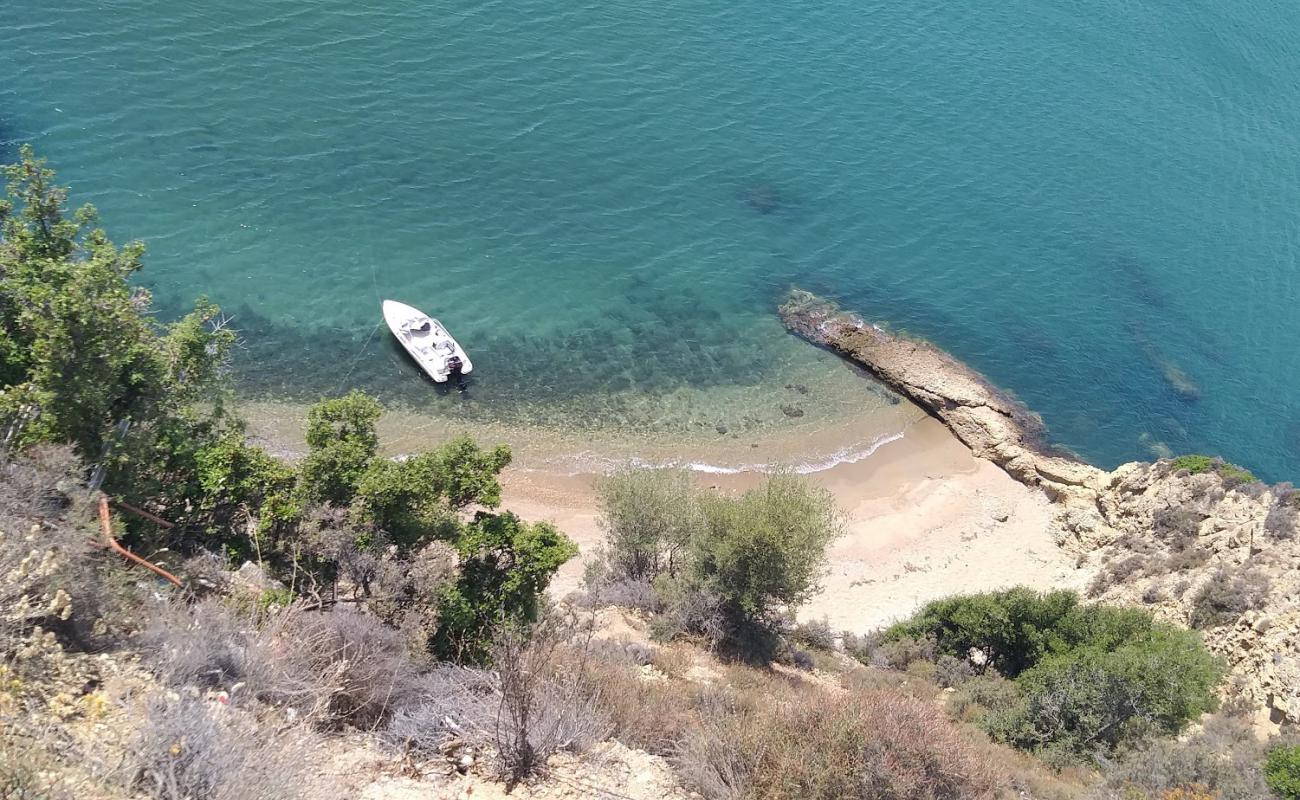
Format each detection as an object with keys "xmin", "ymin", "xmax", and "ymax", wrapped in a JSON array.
[{"xmin": 382, "ymin": 300, "xmax": 473, "ymax": 383}]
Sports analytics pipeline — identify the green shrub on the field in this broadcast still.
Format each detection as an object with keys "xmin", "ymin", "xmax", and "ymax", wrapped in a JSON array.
[
  {"xmin": 588, "ymin": 470, "xmax": 843, "ymax": 661},
  {"xmin": 595, "ymin": 468, "xmax": 702, "ymax": 582},
  {"xmin": 432, "ymin": 512, "xmax": 577, "ymax": 663},
  {"xmin": 1266, "ymin": 744, "xmax": 1300, "ymax": 799},
  {"xmin": 353, "ymin": 436, "xmax": 510, "ymax": 546},
  {"xmin": 1168, "ymin": 454, "xmax": 1256, "ymax": 485},
  {"xmin": 692, "ymin": 472, "xmax": 844, "ymax": 628},
  {"xmin": 884, "ymin": 588, "xmax": 1158, "ymax": 678},
  {"xmin": 0, "ymin": 147, "xmax": 242, "ymax": 540},
  {"xmin": 989, "ymin": 628, "xmax": 1221, "ymax": 759},
  {"xmin": 887, "ymin": 588, "xmax": 1224, "ymax": 761},
  {"xmin": 298, "ymin": 391, "xmax": 383, "ymax": 506}
]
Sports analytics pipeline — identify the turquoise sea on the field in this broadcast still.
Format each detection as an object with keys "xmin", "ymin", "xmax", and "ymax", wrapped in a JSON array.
[{"xmin": 3, "ymin": 1, "xmax": 1299, "ymax": 478}]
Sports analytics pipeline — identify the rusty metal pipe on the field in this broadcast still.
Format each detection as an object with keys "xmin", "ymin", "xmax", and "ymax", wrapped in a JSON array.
[{"xmin": 97, "ymin": 496, "xmax": 182, "ymax": 588}]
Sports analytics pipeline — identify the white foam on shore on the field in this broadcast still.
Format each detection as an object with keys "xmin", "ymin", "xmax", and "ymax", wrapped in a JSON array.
[
  {"xmin": 531, "ymin": 430, "xmax": 907, "ymax": 477},
  {"xmin": 679, "ymin": 430, "xmax": 906, "ymax": 475}
]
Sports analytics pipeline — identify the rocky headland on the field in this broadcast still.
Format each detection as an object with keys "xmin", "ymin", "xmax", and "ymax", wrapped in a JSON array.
[{"xmin": 780, "ymin": 288, "xmax": 1300, "ymax": 728}]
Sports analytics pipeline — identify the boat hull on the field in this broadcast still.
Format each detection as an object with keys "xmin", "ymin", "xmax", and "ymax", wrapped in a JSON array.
[{"xmin": 382, "ymin": 299, "xmax": 473, "ymax": 383}]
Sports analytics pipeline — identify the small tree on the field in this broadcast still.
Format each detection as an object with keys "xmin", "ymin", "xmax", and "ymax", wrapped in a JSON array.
[
  {"xmin": 299, "ymin": 391, "xmax": 382, "ymax": 506},
  {"xmin": 433, "ymin": 512, "xmax": 577, "ymax": 663},
  {"xmin": 692, "ymin": 473, "xmax": 844, "ymax": 627},
  {"xmin": 353, "ymin": 436, "xmax": 511, "ymax": 545},
  {"xmin": 596, "ymin": 468, "xmax": 701, "ymax": 581}
]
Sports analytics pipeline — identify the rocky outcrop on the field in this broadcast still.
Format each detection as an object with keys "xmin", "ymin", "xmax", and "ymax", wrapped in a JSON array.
[
  {"xmin": 779, "ymin": 290, "xmax": 1114, "ymax": 545},
  {"xmin": 780, "ymin": 288, "xmax": 1300, "ymax": 727},
  {"xmin": 1085, "ymin": 461, "xmax": 1300, "ymax": 726}
]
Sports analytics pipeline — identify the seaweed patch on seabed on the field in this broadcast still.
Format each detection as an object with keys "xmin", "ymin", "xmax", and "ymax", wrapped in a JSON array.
[
  {"xmin": 227, "ymin": 304, "xmax": 792, "ymax": 430},
  {"xmin": 742, "ymin": 183, "xmax": 782, "ymax": 215},
  {"xmin": 1106, "ymin": 253, "xmax": 1170, "ymax": 309}
]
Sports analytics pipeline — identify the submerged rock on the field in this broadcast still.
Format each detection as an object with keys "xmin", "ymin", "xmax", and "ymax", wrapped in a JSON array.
[
  {"xmin": 744, "ymin": 183, "xmax": 781, "ymax": 215},
  {"xmin": 1125, "ymin": 320, "xmax": 1201, "ymax": 401}
]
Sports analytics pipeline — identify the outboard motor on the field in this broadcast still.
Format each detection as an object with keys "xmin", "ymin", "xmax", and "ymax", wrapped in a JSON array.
[{"xmin": 446, "ymin": 354, "xmax": 467, "ymax": 392}]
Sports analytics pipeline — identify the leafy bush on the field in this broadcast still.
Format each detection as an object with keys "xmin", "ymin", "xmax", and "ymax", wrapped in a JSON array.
[
  {"xmin": 1188, "ymin": 566, "xmax": 1270, "ymax": 629},
  {"xmin": 883, "ymin": 588, "xmax": 1157, "ymax": 678},
  {"xmin": 0, "ymin": 147, "xmax": 242, "ymax": 538},
  {"xmin": 298, "ymin": 391, "xmax": 382, "ymax": 506},
  {"xmin": 887, "ymin": 589, "xmax": 1223, "ymax": 760},
  {"xmin": 988, "ymin": 627, "xmax": 1222, "ymax": 759},
  {"xmin": 1266, "ymin": 744, "xmax": 1300, "ymax": 799},
  {"xmin": 587, "ymin": 470, "xmax": 842, "ymax": 660},
  {"xmin": 432, "ymin": 512, "xmax": 577, "ymax": 663},
  {"xmin": 595, "ymin": 468, "xmax": 702, "ymax": 582},
  {"xmin": 354, "ymin": 436, "xmax": 510, "ymax": 546},
  {"xmin": 691, "ymin": 473, "xmax": 844, "ymax": 629}
]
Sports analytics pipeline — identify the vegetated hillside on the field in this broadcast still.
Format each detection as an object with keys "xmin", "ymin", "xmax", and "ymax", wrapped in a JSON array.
[
  {"xmin": 780, "ymin": 289, "xmax": 1300, "ymax": 731},
  {"xmin": 1083, "ymin": 457, "xmax": 1300, "ymax": 726},
  {"xmin": 5, "ymin": 150, "xmax": 1299, "ymax": 799}
]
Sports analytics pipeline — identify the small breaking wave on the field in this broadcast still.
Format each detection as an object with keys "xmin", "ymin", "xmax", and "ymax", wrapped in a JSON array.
[
  {"xmin": 534, "ymin": 430, "xmax": 907, "ymax": 477},
  {"xmin": 677, "ymin": 431, "xmax": 906, "ymax": 475}
]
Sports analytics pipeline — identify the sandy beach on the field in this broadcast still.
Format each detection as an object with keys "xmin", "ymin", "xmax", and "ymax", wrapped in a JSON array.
[
  {"xmin": 499, "ymin": 414, "xmax": 1089, "ymax": 634},
  {"xmin": 244, "ymin": 389, "xmax": 1090, "ymax": 635}
]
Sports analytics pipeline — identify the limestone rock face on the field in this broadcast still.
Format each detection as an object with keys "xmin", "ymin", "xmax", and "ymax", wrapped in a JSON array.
[{"xmin": 779, "ymin": 289, "xmax": 1300, "ymax": 727}]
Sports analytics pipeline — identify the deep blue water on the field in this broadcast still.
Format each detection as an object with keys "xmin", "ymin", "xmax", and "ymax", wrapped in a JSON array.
[{"xmin": 3, "ymin": 0, "xmax": 1299, "ymax": 477}]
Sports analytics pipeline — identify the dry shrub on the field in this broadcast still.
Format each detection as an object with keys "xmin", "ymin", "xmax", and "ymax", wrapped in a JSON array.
[
  {"xmin": 581, "ymin": 573, "xmax": 661, "ymax": 613},
  {"xmin": 367, "ymin": 540, "xmax": 458, "ymax": 657},
  {"xmin": 0, "ymin": 447, "xmax": 105, "ymax": 653},
  {"xmin": 651, "ymin": 644, "xmax": 695, "ymax": 678},
  {"xmin": 125, "ymin": 692, "xmax": 321, "ymax": 800},
  {"xmin": 582, "ymin": 651, "xmax": 698, "ymax": 755},
  {"xmin": 492, "ymin": 614, "xmax": 614, "ymax": 782},
  {"xmin": 1090, "ymin": 712, "xmax": 1273, "ymax": 799},
  {"xmin": 261, "ymin": 608, "xmax": 421, "ymax": 728},
  {"xmin": 873, "ymin": 634, "xmax": 937, "ymax": 671},
  {"xmin": 381, "ymin": 665, "xmax": 498, "ymax": 760},
  {"xmin": 791, "ymin": 617, "xmax": 836, "ymax": 651},
  {"xmin": 140, "ymin": 600, "xmax": 255, "ymax": 690},
  {"xmin": 857, "ymin": 691, "xmax": 1004, "ymax": 800},
  {"xmin": 0, "ymin": 716, "xmax": 78, "ymax": 800},
  {"xmin": 1264, "ymin": 488, "xmax": 1298, "ymax": 540},
  {"xmin": 675, "ymin": 683, "xmax": 1004, "ymax": 800},
  {"xmin": 143, "ymin": 601, "xmax": 420, "ymax": 728},
  {"xmin": 1188, "ymin": 566, "xmax": 1270, "ymax": 629}
]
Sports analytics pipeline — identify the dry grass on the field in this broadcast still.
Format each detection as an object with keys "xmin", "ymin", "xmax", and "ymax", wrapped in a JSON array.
[
  {"xmin": 651, "ymin": 644, "xmax": 696, "ymax": 679},
  {"xmin": 143, "ymin": 600, "xmax": 421, "ymax": 729},
  {"xmin": 124, "ymin": 692, "xmax": 325, "ymax": 800},
  {"xmin": 672, "ymin": 681, "xmax": 1005, "ymax": 800}
]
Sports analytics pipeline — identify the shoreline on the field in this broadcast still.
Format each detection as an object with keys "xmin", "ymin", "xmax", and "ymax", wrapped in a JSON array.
[
  {"xmin": 240, "ymin": 323, "xmax": 1093, "ymax": 634},
  {"xmin": 500, "ymin": 413, "xmax": 1089, "ymax": 632}
]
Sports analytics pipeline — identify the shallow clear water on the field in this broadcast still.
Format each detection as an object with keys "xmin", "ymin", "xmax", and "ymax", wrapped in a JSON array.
[{"xmin": 3, "ymin": 1, "xmax": 1299, "ymax": 477}]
